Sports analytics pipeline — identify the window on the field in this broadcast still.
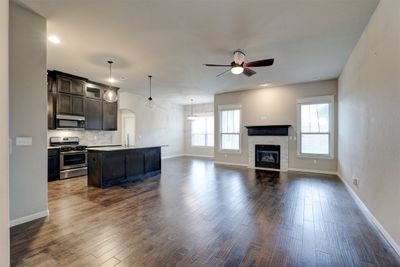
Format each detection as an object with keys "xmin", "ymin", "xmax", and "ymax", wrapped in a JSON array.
[
  {"xmin": 219, "ymin": 107, "xmax": 241, "ymax": 151},
  {"xmin": 297, "ymin": 96, "xmax": 334, "ymax": 158},
  {"xmin": 191, "ymin": 115, "xmax": 214, "ymax": 147}
]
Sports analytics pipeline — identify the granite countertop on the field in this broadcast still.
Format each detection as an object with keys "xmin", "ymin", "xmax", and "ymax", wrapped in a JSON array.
[{"xmin": 87, "ymin": 145, "xmax": 167, "ymax": 152}]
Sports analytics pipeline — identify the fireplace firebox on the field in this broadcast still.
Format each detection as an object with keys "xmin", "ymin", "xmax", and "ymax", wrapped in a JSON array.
[{"xmin": 255, "ymin": 145, "xmax": 280, "ymax": 169}]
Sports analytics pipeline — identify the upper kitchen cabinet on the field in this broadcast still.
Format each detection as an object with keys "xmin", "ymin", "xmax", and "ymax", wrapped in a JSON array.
[
  {"xmin": 57, "ymin": 93, "xmax": 84, "ymax": 116},
  {"xmin": 85, "ymin": 83, "xmax": 103, "ymax": 100},
  {"xmin": 47, "ymin": 70, "xmax": 119, "ymax": 130},
  {"xmin": 103, "ymin": 100, "xmax": 118, "ymax": 131},
  {"xmin": 85, "ymin": 98, "xmax": 102, "ymax": 130},
  {"xmin": 57, "ymin": 75, "xmax": 85, "ymax": 95},
  {"xmin": 47, "ymin": 75, "xmax": 56, "ymax": 129}
]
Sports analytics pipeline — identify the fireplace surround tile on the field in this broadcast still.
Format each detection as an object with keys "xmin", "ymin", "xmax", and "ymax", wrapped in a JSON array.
[{"xmin": 248, "ymin": 136, "xmax": 289, "ymax": 171}]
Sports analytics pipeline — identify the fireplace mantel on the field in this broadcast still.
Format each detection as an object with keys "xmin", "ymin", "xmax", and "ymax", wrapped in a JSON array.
[{"xmin": 245, "ymin": 125, "xmax": 291, "ymax": 136}]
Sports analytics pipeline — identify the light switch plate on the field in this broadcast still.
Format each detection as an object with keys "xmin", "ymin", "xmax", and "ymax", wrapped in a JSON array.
[{"xmin": 16, "ymin": 137, "xmax": 33, "ymax": 146}]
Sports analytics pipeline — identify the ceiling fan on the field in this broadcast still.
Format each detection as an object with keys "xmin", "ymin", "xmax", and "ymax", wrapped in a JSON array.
[{"xmin": 204, "ymin": 50, "xmax": 274, "ymax": 77}]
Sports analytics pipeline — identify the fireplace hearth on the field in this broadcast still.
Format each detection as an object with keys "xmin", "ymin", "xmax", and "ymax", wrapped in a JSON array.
[{"xmin": 255, "ymin": 145, "xmax": 280, "ymax": 169}]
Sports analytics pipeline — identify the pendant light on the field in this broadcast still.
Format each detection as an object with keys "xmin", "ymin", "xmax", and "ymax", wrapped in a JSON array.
[
  {"xmin": 103, "ymin": 60, "xmax": 118, "ymax": 103},
  {"xmin": 187, "ymin": 99, "xmax": 196, "ymax": 120},
  {"xmin": 145, "ymin": 75, "xmax": 155, "ymax": 109}
]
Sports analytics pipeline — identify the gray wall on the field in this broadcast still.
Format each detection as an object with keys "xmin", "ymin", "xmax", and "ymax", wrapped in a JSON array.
[
  {"xmin": 9, "ymin": 3, "xmax": 48, "ymax": 223},
  {"xmin": 338, "ymin": 0, "xmax": 400, "ymax": 250},
  {"xmin": 118, "ymin": 91, "xmax": 184, "ymax": 158},
  {"xmin": 214, "ymin": 80, "xmax": 338, "ymax": 173},
  {"xmin": 0, "ymin": 0, "xmax": 9, "ymax": 265},
  {"xmin": 184, "ymin": 103, "xmax": 214, "ymax": 157}
]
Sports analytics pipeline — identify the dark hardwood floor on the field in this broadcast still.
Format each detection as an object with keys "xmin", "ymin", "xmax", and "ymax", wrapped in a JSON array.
[{"xmin": 11, "ymin": 157, "xmax": 400, "ymax": 267}]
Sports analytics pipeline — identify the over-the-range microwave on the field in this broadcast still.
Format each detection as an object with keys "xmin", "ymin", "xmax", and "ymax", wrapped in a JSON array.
[{"xmin": 56, "ymin": 114, "xmax": 85, "ymax": 129}]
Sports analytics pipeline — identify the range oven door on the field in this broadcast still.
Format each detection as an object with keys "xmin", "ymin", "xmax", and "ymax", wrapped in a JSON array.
[{"xmin": 60, "ymin": 151, "xmax": 87, "ymax": 170}]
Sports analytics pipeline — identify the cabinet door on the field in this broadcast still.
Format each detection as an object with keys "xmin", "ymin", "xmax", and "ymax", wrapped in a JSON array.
[
  {"xmin": 102, "ymin": 152, "xmax": 125, "ymax": 181},
  {"xmin": 85, "ymin": 98, "xmax": 102, "ymax": 130},
  {"xmin": 126, "ymin": 149, "xmax": 145, "ymax": 177},
  {"xmin": 144, "ymin": 147, "xmax": 161, "ymax": 173},
  {"xmin": 57, "ymin": 93, "xmax": 72, "ymax": 115},
  {"xmin": 57, "ymin": 76, "xmax": 84, "ymax": 95},
  {"xmin": 71, "ymin": 96, "xmax": 84, "ymax": 116},
  {"xmin": 85, "ymin": 86, "xmax": 102, "ymax": 99},
  {"xmin": 102, "ymin": 101, "xmax": 118, "ymax": 130},
  {"xmin": 48, "ymin": 92, "xmax": 56, "ymax": 129},
  {"xmin": 48, "ymin": 149, "xmax": 59, "ymax": 181},
  {"xmin": 71, "ymin": 79, "xmax": 85, "ymax": 95}
]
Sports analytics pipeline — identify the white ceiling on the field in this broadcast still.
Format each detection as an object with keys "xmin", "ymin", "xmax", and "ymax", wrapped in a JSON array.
[{"xmin": 21, "ymin": 0, "xmax": 378, "ymax": 105}]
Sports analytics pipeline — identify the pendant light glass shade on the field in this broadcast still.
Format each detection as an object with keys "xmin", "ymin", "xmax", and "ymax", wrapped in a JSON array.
[
  {"xmin": 145, "ymin": 75, "xmax": 155, "ymax": 108},
  {"xmin": 104, "ymin": 60, "xmax": 118, "ymax": 103}
]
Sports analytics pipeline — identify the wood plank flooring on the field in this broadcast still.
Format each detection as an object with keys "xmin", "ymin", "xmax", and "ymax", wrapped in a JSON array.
[{"xmin": 11, "ymin": 157, "xmax": 400, "ymax": 266}]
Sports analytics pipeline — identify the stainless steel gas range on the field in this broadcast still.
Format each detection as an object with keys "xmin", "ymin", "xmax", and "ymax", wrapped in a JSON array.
[{"xmin": 50, "ymin": 137, "xmax": 87, "ymax": 179}]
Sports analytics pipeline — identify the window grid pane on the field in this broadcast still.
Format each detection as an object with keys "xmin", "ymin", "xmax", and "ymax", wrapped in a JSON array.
[
  {"xmin": 191, "ymin": 115, "xmax": 214, "ymax": 147},
  {"xmin": 220, "ymin": 108, "xmax": 241, "ymax": 150},
  {"xmin": 299, "ymin": 101, "xmax": 332, "ymax": 156}
]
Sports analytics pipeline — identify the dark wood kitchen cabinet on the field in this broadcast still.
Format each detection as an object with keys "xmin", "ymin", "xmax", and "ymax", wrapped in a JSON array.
[
  {"xmin": 102, "ymin": 101, "xmax": 118, "ymax": 130},
  {"xmin": 85, "ymin": 98, "xmax": 102, "ymax": 130},
  {"xmin": 48, "ymin": 148, "xmax": 60, "ymax": 182},
  {"xmin": 47, "ymin": 70, "xmax": 119, "ymax": 130},
  {"xmin": 57, "ymin": 75, "xmax": 85, "ymax": 95},
  {"xmin": 88, "ymin": 146, "xmax": 161, "ymax": 188},
  {"xmin": 47, "ymin": 76, "xmax": 56, "ymax": 129},
  {"xmin": 57, "ymin": 93, "xmax": 84, "ymax": 116},
  {"xmin": 145, "ymin": 147, "xmax": 162, "ymax": 173}
]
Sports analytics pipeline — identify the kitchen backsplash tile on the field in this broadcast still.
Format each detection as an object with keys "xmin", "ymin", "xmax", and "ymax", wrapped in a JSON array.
[{"xmin": 48, "ymin": 130, "xmax": 120, "ymax": 146}]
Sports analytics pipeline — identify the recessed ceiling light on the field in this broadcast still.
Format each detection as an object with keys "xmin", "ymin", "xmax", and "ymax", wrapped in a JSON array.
[
  {"xmin": 120, "ymin": 77, "xmax": 127, "ymax": 81},
  {"xmin": 108, "ymin": 77, "xmax": 116, "ymax": 83},
  {"xmin": 48, "ymin": 35, "xmax": 61, "ymax": 44}
]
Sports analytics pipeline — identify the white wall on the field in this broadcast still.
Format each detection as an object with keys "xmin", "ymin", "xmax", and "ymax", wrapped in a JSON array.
[
  {"xmin": 338, "ymin": 0, "xmax": 400, "ymax": 252},
  {"xmin": 0, "ymin": 0, "xmax": 9, "ymax": 265},
  {"xmin": 214, "ymin": 80, "xmax": 338, "ymax": 173},
  {"xmin": 184, "ymin": 103, "xmax": 214, "ymax": 157},
  {"xmin": 118, "ymin": 91, "xmax": 184, "ymax": 158},
  {"xmin": 9, "ymin": 3, "xmax": 48, "ymax": 224}
]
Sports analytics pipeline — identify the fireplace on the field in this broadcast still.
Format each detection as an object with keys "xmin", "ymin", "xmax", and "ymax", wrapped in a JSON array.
[{"xmin": 255, "ymin": 145, "xmax": 280, "ymax": 169}]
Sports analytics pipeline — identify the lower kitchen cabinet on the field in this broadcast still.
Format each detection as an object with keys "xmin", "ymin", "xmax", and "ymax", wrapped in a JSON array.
[
  {"xmin": 48, "ymin": 148, "xmax": 60, "ymax": 182},
  {"xmin": 87, "ymin": 146, "xmax": 161, "ymax": 188}
]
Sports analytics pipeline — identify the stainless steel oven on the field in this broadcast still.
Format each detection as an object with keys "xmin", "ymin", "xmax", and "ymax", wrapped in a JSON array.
[
  {"xmin": 60, "ymin": 151, "xmax": 88, "ymax": 179},
  {"xmin": 50, "ymin": 137, "xmax": 88, "ymax": 179}
]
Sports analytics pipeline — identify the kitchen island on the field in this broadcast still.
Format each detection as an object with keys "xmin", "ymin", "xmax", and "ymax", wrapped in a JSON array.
[{"xmin": 87, "ymin": 146, "xmax": 161, "ymax": 188}]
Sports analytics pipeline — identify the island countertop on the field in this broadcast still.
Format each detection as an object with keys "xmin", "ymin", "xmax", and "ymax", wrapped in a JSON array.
[{"xmin": 87, "ymin": 145, "xmax": 167, "ymax": 152}]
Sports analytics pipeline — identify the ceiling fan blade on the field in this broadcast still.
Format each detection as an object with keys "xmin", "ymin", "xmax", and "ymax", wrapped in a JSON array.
[
  {"xmin": 204, "ymin": 64, "xmax": 231, "ymax": 67},
  {"xmin": 216, "ymin": 68, "xmax": 231, "ymax": 77},
  {"xmin": 245, "ymin": 58, "xmax": 274, "ymax": 68},
  {"xmin": 243, "ymin": 68, "xmax": 256, "ymax": 77}
]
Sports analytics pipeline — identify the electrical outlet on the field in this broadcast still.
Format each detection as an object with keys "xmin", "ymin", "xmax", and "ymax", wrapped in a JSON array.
[{"xmin": 353, "ymin": 177, "xmax": 360, "ymax": 187}]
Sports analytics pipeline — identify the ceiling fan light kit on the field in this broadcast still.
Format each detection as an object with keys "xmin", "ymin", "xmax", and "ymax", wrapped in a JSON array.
[{"xmin": 204, "ymin": 49, "xmax": 274, "ymax": 77}]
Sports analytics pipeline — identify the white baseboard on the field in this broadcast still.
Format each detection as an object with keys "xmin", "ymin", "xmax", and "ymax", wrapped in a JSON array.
[
  {"xmin": 183, "ymin": 154, "xmax": 214, "ymax": 159},
  {"xmin": 214, "ymin": 161, "xmax": 248, "ymax": 168},
  {"xmin": 288, "ymin": 168, "xmax": 338, "ymax": 176},
  {"xmin": 337, "ymin": 173, "xmax": 400, "ymax": 256},
  {"xmin": 10, "ymin": 209, "xmax": 49, "ymax": 227},
  {"xmin": 162, "ymin": 154, "xmax": 185, "ymax": 159}
]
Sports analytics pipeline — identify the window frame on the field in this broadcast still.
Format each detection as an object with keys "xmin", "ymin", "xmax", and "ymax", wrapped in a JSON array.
[
  {"xmin": 297, "ymin": 95, "xmax": 335, "ymax": 159},
  {"xmin": 218, "ymin": 104, "xmax": 242, "ymax": 153},
  {"xmin": 191, "ymin": 114, "xmax": 214, "ymax": 148}
]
